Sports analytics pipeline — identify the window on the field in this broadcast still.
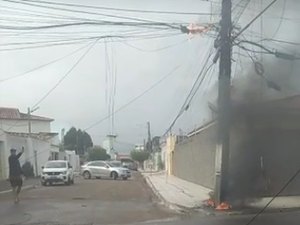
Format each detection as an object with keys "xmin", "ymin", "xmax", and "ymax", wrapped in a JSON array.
[
  {"xmin": 96, "ymin": 162, "xmax": 105, "ymax": 167},
  {"xmin": 45, "ymin": 161, "xmax": 67, "ymax": 168},
  {"xmin": 89, "ymin": 161, "xmax": 105, "ymax": 167}
]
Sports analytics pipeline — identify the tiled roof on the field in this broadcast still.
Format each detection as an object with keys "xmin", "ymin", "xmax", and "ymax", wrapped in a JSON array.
[
  {"xmin": 0, "ymin": 107, "xmax": 20, "ymax": 119},
  {"xmin": 0, "ymin": 107, "xmax": 53, "ymax": 121}
]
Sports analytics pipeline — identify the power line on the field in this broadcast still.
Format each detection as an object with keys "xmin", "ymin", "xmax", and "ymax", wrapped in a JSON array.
[
  {"xmin": 237, "ymin": 40, "xmax": 282, "ymax": 92},
  {"xmin": 164, "ymin": 62, "xmax": 215, "ymax": 135},
  {"xmin": 269, "ymin": 0, "xmax": 286, "ymax": 39},
  {"xmin": 120, "ymin": 38, "xmax": 188, "ymax": 53},
  {"xmin": 235, "ymin": 39, "xmax": 300, "ymax": 60},
  {"xmin": 16, "ymin": 0, "xmax": 216, "ymax": 16},
  {"xmin": 0, "ymin": 20, "xmax": 179, "ymax": 31},
  {"xmin": 0, "ymin": 32, "xmax": 182, "ymax": 52},
  {"xmin": 3, "ymin": 0, "xmax": 181, "ymax": 27},
  {"xmin": 245, "ymin": 166, "xmax": 300, "ymax": 225},
  {"xmin": 84, "ymin": 65, "xmax": 182, "ymax": 131},
  {"xmin": 0, "ymin": 42, "xmax": 94, "ymax": 83},
  {"xmin": 232, "ymin": 0, "xmax": 251, "ymax": 24},
  {"xmin": 0, "ymin": 4, "xmax": 97, "ymax": 22},
  {"xmin": 261, "ymin": 38, "xmax": 300, "ymax": 46},
  {"xmin": 234, "ymin": 0, "xmax": 278, "ymax": 40},
  {"xmin": 163, "ymin": 46, "xmax": 216, "ymax": 135},
  {"xmin": 31, "ymin": 40, "xmax": 98, "ymax": 109}
]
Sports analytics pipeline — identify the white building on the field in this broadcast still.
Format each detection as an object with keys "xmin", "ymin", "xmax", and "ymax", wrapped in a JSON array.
[
  {"xmin": 134, "ymin": 144, "xmax": 145, "ymax": 151},
  {"xmin": 102, "ymin": 134, "xmax": 117, "ymax": 159},
  {"xmin": 59, "ymin": 150, "xmax": 80, "ymax": 174},
  {"xmin": 0, "ymin": 107, "xmax": 59, "ymax": 180}
]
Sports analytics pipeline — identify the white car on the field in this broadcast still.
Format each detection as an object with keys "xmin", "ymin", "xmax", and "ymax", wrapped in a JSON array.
[{"xmin": 41, "ymin": 160, "xmax": 74, "ymax": 186}]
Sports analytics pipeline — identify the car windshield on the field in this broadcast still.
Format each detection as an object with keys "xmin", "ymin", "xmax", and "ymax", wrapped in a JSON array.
[{"xmin": 45, "ymin": 162, "xmax": 66, "ymax": 168}]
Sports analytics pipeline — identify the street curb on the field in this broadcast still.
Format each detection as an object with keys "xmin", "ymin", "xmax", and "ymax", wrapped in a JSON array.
[
  {"xmin": 140, "ymin": 170, "xmax": 165, "ymax": 175},
  {"xmin": 144, "ymin": 175, "xmax": 183, "ymax": 213},
  {"xmin": 0, "ymin": 184, "xmax": 38, "ymax": 195},
  {"xmin": 143, "ymin": 175, "xmax": 205, "ymax": 214}
]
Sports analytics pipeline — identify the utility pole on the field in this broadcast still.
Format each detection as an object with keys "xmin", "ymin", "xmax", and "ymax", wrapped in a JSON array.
[
  {"xmin": 147, "ymin": 121, "xmax": 152, "ymax": 152},
  {"xmin": 27, "ymin": 107, "xmax": 39, "ymax": 177},
  {"xmin": 27, "ymin": 107, "xmax": 32, "ymax": 134},
  {"xmin": 214, "ymin": 0, "xmax": 232, "ymax": 205}
]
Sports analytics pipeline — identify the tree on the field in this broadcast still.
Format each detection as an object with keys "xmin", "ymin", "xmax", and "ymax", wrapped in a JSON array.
[
  {"xmin": 88, "ymin": 146, "xmax": 111, "ymax": 161},
  {"xmin": 64, "ymin": 127, "xmax": 93, "ymax": 155},
  {"xmin": 130, "ymin": 150, "xmax": 150, "ymax": 168}
]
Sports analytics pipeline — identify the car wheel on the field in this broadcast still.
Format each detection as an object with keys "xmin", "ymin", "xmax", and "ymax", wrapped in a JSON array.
[
  {"xmin": 83, "ymin": 171, "xmax": 91, "ymax": 179},
  {"xmin": 111, "ymin": 171, "xmax": 118, "ymax": 180},
  {"xmin": 122, "ymin": 177, "xmax": 128, "ymax": 180},
  {"xmin": 41, "ymin": 181, "xmax": 47, "ymax": 186}
]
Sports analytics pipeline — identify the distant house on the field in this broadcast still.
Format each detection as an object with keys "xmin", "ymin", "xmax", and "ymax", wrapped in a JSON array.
[
  {"xmin": 0, "ymin": 107, "xmax": 53, "ymax": 133},
  {"xmin": 0, "ymin": 107, "xmax": 59, "ymax": 180}
]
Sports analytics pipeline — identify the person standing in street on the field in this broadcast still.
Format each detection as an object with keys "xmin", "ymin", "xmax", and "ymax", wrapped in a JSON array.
[{"xmin": 8, "ymin": 147, "xmax": 24, "ymax": 203}]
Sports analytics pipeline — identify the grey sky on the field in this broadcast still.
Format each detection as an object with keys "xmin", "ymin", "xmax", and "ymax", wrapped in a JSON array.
[{"xmin": 0, "ymin": 0, "xmax": 299, "ymax": 151}]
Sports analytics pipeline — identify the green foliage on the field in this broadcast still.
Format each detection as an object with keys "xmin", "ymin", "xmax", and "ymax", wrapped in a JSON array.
[
  {"xmin": 130, "ymin": 150, "xmax": 150, "ymax": 164},
  {"xmin": 22, "ymin": 161, "xmax": 34, "ymax": 178},
  {"xmin": 64, "ymin": 127, "xmax": 93, "ymax": 155},
  {"xmin": 88, "ymin": 146, "xmax": 111, "ymax": 161}
]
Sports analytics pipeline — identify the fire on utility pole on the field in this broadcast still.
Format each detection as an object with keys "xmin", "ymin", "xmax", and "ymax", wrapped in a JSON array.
[{"xmin": 214, "ymin": 0, "xmax": 232, "ymax": 207}]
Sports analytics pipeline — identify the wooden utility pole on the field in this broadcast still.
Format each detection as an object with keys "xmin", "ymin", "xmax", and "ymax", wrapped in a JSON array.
[
  {"xmin": 214, "ymin": 0, "xmax": 232, "ymax": 204},
  {"xmin": 147, "ymin": 121, "xmax": 152, "ymax": 152},
  {"xmin": 27, "ymin": 107, "xmax": 32, "ymax": 134}
]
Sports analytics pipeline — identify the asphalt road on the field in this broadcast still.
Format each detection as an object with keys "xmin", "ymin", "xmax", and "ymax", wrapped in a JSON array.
[
  {"xmin": 1, "ymin": 172, "xmax": 300, "ymax": 225},
  {"xmin": 142, "ymin": 210, "xmax": 300, "ymax": 225},
  {"xmin": 0, "ymin": 172, "xmax": 176, "ymax": 225}
]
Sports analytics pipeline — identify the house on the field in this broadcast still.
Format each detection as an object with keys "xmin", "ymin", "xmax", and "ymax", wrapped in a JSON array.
[
  {"xmin": 160, "ymin": 135, "xmax": 183, "ymax": 175},
  {"xmin": 0, "ymin": 107, "xmax": 59, "ymax": 179}
]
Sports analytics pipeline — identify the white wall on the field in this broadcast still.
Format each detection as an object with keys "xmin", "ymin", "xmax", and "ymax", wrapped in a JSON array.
[
  {"xmin": 0, "ymin": 119, "xmax": 51, "ymax": 133},
  {"xmin": 0, "ymin": 134, "xmax": 58, "ymax": 178}
]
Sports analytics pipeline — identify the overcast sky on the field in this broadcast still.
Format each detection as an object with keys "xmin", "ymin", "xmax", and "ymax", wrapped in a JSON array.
[{"xmin": 0, "ymin": 0, "xmax": 299, "ymax": 151}]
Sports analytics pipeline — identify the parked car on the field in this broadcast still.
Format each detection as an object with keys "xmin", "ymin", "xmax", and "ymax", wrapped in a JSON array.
[
  {"xmin": 81, "ymin": 160, "xmax": 131, "ymax": 180},
  {"xmin": 41, "ymin": 160, "xmax": 74, "ymax": 186},
  {"xmin": 122, "ymin": 161, "xmax": 138, "ymax": 171},
  {"xmin": 109, "ymin": 160, "xmax": 122, "ymax": 167}
]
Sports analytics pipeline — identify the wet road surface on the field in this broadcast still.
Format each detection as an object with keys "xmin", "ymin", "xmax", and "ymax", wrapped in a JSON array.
[{"xmin": 0, "ymin": 172, "xmax": 176, "ymax": 225}]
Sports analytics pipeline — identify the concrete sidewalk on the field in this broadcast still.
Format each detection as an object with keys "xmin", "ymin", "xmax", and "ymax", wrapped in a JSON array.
[
  {"xmin": 144, "ymin": 172, "xmax": 212, "ymax": 210},
  {"xmin": 0, "ymin": 178, "xmax": 39, "ymax": 194},
  {"xmin": 144, "ymin": 172, "xmax": 300, "ymax": 215}
]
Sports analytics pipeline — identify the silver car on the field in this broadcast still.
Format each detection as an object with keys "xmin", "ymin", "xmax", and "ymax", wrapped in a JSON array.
[{"xmin": 81, "ymin": 161, "xmax": 131, "ymax": 180}]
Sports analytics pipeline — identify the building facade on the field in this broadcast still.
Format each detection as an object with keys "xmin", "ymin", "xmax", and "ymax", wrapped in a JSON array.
[{"xmin": 0, "ymin": 107, "xmax": 59, "ymax": 179}]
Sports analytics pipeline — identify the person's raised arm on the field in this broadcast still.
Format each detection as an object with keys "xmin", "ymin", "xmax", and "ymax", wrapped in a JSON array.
[{"xmin": 16, "ymin": 146, "xmax": 25, "ymax": 159}]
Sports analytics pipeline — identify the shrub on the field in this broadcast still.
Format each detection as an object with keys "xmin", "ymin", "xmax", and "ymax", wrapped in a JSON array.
[{"xmin": 22, "ymin": 161, "xmax": 34, "ymax": 177}]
